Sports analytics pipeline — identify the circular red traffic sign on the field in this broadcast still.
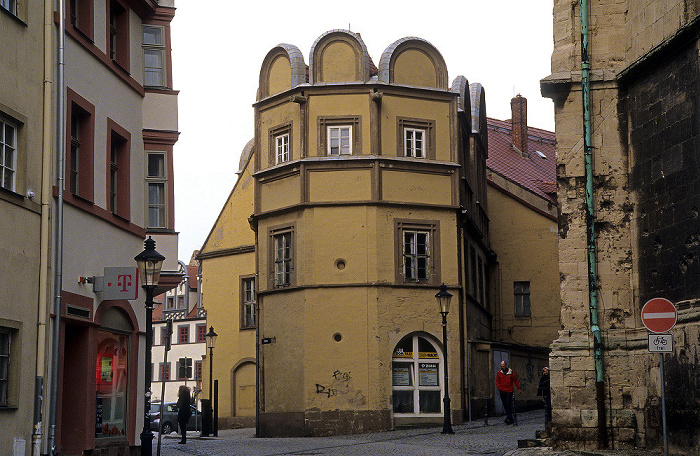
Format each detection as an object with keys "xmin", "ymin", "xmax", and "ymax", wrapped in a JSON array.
[{"xmin": 641, "ymin": 298, "xmax": 677, "ymax": 333}]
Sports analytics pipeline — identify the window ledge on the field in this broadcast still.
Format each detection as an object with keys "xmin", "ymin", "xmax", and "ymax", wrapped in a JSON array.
[
  {"xmin": 1, "ymin": 7, "xmax": 26, "ymax": 25},
  {"xmin": 0, "ymin": 406, "xmax": 19, "ymax": 411}
]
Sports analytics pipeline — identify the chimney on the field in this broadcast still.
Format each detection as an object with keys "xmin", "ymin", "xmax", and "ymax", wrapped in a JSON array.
[{"xmin": 511, "ymin": 95, "xmax": 528, "ymax": 157}]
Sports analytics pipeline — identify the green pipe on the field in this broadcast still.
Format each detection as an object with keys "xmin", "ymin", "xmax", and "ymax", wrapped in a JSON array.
[{"xmin": 579, "ymin": 0, "xmax": 608, "ymax": 448}]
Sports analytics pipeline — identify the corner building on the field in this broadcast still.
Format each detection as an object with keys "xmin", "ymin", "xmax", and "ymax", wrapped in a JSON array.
[{"xmin": 250, "ymin": 30, "xmax": 488, "ymax": 436}]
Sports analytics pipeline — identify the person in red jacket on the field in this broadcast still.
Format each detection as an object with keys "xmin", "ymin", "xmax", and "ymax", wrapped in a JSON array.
[{"xmin": 496, "ymin": 360, "xmax": 521, "ymax": 424}]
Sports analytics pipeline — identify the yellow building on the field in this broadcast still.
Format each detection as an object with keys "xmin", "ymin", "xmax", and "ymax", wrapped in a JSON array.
[{"xmin": 201, "ymin": 30, "xmax": 559, "ymax": 436}]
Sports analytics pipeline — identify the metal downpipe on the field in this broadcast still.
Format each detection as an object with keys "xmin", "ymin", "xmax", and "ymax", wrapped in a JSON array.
[
  {"xmin": 580, "ymin": 0, "xmax": 608, "ymax": 448},
  {"xmin": 48, "ymin": 0, "xmax": 66, "ymax": 454}
]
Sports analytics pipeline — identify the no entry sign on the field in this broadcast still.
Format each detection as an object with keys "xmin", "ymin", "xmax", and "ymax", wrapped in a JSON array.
[{"xmin": 641, "ymin": 298, "xmax": 677, "ymax": 333}]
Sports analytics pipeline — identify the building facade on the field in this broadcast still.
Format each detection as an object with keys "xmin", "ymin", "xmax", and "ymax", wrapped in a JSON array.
[
  {"xmin": 1, "ymin": 1, "xmax": 180, "ymax": 455},
  {"xmin": 542, "ymin": 0, "xmax": 700, "ymax": 452},
  {"xmin": 200, "ymin": 30, "xmax": 561, "ymax": 437},
  {"xmin": 151, "ymin": 260, "xmax": 206, "ymax": 405},
  {"xmin": 485, "ymin": 95, "xmax": 560, "ymax": 415}
]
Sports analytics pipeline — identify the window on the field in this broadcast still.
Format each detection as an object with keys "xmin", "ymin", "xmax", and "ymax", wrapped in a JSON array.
[
  {"xmin": 66, "ymin": 90, "xmax": 95, "ymax": 201},
  {"xmin": 398, "ymin": 118, "xmax": 435, "ymax": 159},
  {"xmin": 177, "ymin": 296, "xmax": 184, "ymax": 309},
  {"xmin": 195, "ymin": 360, "xmax": 202, "ymax": 381},
  {"xmin": 177, "ymin": 358, "xmax": 192, "ymax": 380},
  {"xmin": 268, "ymin": 124, "xmax": 292, "ymax": 166},
  {"xmin": 196, "ymin": 324, "xmax": 206, "ymax": 343},
  {"xmin": 160, "ymin": 327, "xmax": 169, "ymax": 346},
  {"xmin": 328, "ymin": 126, "xmax": 351, "ymax": 155},
  {"xmin": 392, "ymin": 335, "xmax": 443, "ymax": 415},
  {"xmin": 95, "ymin": 330, "xmax": 129, "ymax": 437},
  {"xmin": 241, "ymin": 277, "xmax": 255, "ymax": 329},
  {"xmin": 396, "ymin": 220, "xmax": 439, "ymax": 285},
  {"xmin": 0, "ymin": 329, "xmax": 9, "ymax": 406},
  {"xmin": 318, "ymin": 116, "xmax": 361, "ymax": 156},
  {"xmin": 146, "ymin": 152, "xmax": 167, "ymax": 228},
  {"xmin": 0, "ymin": 0, "xmax": 17, "ymax": 17},
  {"xmin": 273, "ymin": 230, "xmax": 292, "ymax": 287},
  {"xmin": 68, "ymin": 0, "xmax": 94, "ymax": 39},
  {"xmin": 0, "ymin": 116, "xmax": 17, "ymax": 192},
  {"xmin": 159, "ymin": 362, "xmax": 170, "ymax": 381},
  {"xmin": 143, "ymin": 25, "xmax": 165, "ymax": 87},
  {"xmin": 404, "ymin": 128, "xmax": 425, "ymax": 158},
  {"xmin": 514, "ymin": 281, "xmax": 531, "ymax": 317},
  {"xmin": 276, "ymin": 133, "xmax": 289, "ymax": 164},
  {"xmin": 177, "ymin": 325, "xmax": 189, "ymax": 344},
  {"xmin": 106, "ymin": 121, "xmax": 130, "ymax": 218},
  {"xmin": 107, "ymin": 0, "xmax": 129, "ymax": 71}
]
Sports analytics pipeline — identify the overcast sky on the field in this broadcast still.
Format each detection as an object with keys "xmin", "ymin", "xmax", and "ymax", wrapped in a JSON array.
[{"xmin": 170, "ymin": 0, "xmax": 555, "ymax": 261}]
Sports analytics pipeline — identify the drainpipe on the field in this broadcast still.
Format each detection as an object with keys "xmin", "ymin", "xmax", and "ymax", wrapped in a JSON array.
[
  {"xmin": 33, "ymin": 1, "xmax": 55, "ymax": 455},
  {"xmin": 580, "ymin": 0, "xmax": 608, "ymax": 448},
  {"xmin": 48, "ymin": 0, "xmax": 66, "ymax": 454}
]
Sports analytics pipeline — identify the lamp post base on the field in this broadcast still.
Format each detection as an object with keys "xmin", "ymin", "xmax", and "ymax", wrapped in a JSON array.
[
  {"xmin": 140, "ymin": 429, "xmax": 153, "ymax": 456},
  {"xmin": 442, "ymin": 395, "xmax": 454, "ymax": 434}
]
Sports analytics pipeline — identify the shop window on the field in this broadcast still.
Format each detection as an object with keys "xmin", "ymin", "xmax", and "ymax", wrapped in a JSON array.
[
  {"xmin": 392, "ymin": 334, "xmax": 443, "ymax": 415},
  {"xmin": 95, "ymin": 330, "xmax": 129, "ymax": 437}
]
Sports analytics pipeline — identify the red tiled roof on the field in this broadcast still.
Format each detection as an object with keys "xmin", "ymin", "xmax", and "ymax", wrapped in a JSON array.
[{"xmin": 486, "ymin": 117, "xmax": 556, "ymax": 204}]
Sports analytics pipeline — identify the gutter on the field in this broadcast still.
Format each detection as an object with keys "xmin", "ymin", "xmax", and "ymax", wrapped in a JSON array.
[{"xmin": 580, "ymin": 0, "xmax": 608, "ymax": 448}]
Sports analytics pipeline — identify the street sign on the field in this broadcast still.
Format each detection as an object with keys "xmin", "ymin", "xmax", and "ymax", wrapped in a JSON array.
[
  {"xmin": 648, "ymin": 334, "xmax": 673, "ymax": 353},
  {"xmin": 641, "ymin": 298, "xmax": 677, "ymax": 333}
]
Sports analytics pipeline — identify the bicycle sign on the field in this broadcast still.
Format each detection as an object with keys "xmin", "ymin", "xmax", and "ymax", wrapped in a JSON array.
[{"xmin": 648, "ymin": 334, "xmax": 673, "ymax": 353}]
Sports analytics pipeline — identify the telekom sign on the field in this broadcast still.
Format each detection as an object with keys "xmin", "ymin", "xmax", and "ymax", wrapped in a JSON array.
[
  {"xmin": 641, "ymin": 298, "xmax": 677, "ymax": 333},
  {"xmin": 104, "ymin": 267, "xmax": 139, "ymax": 300}
]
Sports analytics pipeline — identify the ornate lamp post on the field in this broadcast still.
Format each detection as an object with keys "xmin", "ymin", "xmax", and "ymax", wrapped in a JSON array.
[
  {"xmin": 435, "ymin": 283, "xmax": 454, "ymax": 434},
  {"xmin": 205, "ymin": 326, "xmax": 217, "ymax": 435},
  {"xmin": 135, "ymin": 237, "xmax": 165, "ymax": 456}
]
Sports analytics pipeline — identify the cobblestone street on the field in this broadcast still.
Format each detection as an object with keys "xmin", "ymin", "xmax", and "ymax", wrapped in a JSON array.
[{"xmin": 153, "ymin": 410, "xmax": 547, "ymax": 456}]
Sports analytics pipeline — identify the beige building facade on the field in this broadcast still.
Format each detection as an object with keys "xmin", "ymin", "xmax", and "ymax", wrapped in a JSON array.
[
  {"xmin": 542, "ymin": 0, "xmax": 700, "ymax": 452},
  {"xmin": 201, "ymin": 30, "xmax": 562, "ymax": 437},
  {"xmin": 2, "ymin": 1, "xmax": 181, "ymax": 455}
]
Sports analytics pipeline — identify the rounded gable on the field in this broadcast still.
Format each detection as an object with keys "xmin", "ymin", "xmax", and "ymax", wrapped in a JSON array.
[
  {"xmin": 378, "ymin": 37, "xmax": 448, "ymax": 89},
  {"xmin": 451, "ymin": 75, "xmax": 471, "ymax": 114},
  {"xmin": 469, "ymin": 82, "xmax": 488, "ymax": 145},
  {"xmin": 258, "ymin": 44, "xmax": 306, "ymax": 101},
  {"xmin": 309, "ymin": 30, "xmax": 370, "ymax": 84}
]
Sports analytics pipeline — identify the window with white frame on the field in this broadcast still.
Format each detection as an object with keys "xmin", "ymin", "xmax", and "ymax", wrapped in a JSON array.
[
  {"xmin": 241, "ymin": 277, "xmax": 255, "ymax": 329},
  {"xmin": 272, "ymin": 230, "xmax": 293, "ymax": 287},
  {"xmin": 328, "ymin": 126, "xmax": 352, "ymax": 155},
  {"xmin": 392, "ymin": 334, "xmax": 443, "ymax": 415},
  {"xmin": 0, "ymin": 116, "xmax": 17, "ymax": 192},
  {"xmin": 403, "ymin": 230, "xmax": 430, "ymax": 281},
  {"xmin": 275, "ymin": 133, "xmax": 289, "ymax": 164},
  {"xmin": 514, "ymin": 281, "xmax": 531, "ymax": 317},
  {"xmin": 146, "ymin": 152, "xmax": 166, "ymax": 228},
  {"xmin": 143, "ymin": 25, "xmax": 165, "ymax": 87},
  {"xmin": 396, "ymin": 220, "xmax": 439, "ymax": 285},
  {"xmin": 404, "ymin": 128, "xmax": 425, "ymax": 158},
  {"xmin": 0, "ymin": 0, "xmax": 17, "ymax": 16}
]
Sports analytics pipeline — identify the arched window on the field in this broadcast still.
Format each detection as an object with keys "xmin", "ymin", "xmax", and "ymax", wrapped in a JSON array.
[{"xmin": 392, "ymin": 334, "xmax": 442, "ymax": 416}]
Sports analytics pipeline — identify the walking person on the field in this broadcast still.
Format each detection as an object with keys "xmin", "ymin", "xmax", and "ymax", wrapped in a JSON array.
[
  {"xmin": 496, "ymin": 360, "xmax": 521, "ymax": 424},
  {"xmin": 537, "ymin": 366, "xmax": 552, "ymax": 422},
  {"xmin": 177, "ymin": 385, "xmax": 192, "ymax": 444}
]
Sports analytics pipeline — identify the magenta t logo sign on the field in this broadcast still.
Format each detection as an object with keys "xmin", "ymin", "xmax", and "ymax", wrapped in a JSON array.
[
  {"xmin": 117, "ymin": 274, "xmax": 133, "ymax": 292},
  {"xmin": 104, "ymin": 267, "xmax": 139, "ymax": 300}
]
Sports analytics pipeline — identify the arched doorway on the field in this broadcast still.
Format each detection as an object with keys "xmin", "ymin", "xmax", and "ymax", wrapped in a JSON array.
[{"xmin": 391, "ymin": 334, "xmax": 443, "ymax": 417}]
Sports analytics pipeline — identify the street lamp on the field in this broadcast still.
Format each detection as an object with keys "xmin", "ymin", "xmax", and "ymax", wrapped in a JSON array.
[
  {"xmin": 205, "ymin": 326, "xmax": 218, "ymax": 435},
  {"xmin": 435, "ymin": 283, "xmax": 454, "ymax": 434},
  {"xmin": 135, "ymin": 237, "xmax": 165, "ymax": 456}
]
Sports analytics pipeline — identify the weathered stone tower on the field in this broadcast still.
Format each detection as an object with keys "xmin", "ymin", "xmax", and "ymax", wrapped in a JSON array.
[{"xmin": 542, "ymin": 1, "xmax": 700, "ymax": 452}]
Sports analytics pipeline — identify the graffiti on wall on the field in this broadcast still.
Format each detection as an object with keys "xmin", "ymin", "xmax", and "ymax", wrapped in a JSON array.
[{"xmin": 314, "ymin": 370, "xmax": 366, "ymax": 405}]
